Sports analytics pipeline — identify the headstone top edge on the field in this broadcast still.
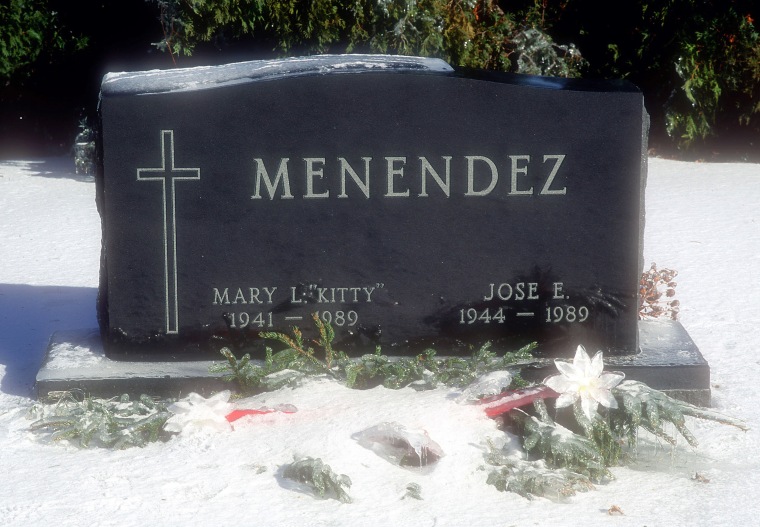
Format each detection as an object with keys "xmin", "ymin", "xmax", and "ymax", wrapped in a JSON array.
[{"xmin": 100, "ymin": 54, "xmax": 454, "ymax": 96}]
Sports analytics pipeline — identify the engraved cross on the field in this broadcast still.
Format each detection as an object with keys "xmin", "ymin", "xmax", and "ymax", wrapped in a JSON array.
[{"xmin": 137, "ymin": 130, "xmax": 200, "ymax": 334}]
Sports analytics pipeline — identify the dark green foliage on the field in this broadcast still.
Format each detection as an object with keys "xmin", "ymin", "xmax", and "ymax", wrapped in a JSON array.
[
  {"xmin": 341, "ymin": 341, "xmax": 536, "ymax": 390},
  {"xmin": 147, "ymin": 0, "xmax": 586, "ymax": 78},
  {"xmin": 0, "ymin": 0, "xmax": 88, "ymax": 82},
  {"xmin": 146, "ymin": 0, "xmax": 759, "ymax": 154},
  {"xmin": 489, "ymin": 381, "xmax": 747, "ymax": 500},
  {"xmin": 508, "ymin": 28, "xmax": 585, "ymax": 78},
  {"xmin": 151, "ymin": 0, "xmax": 265, "ymax": 59},
  {"xmin": 612, "ymin": 380, "xmax": 747, "ymax": 447},
  {"xmin": 29, "ymin": 392, "xmax": 171, "ymax": 449},
  {"xmin": 281, "ymin": 456, "xmax": 352, "ymax": 503},
  {"xmin": 210, "ymin": 313, "xmax": 344, "ymax": 392},
  {"xmin": 525, "ymin": 0, "xmax": 760, "ymax": 154},
  {"xmin": 213, "ymin": 314, "xmax": 536, "ymax": 395},
  {"xmin": 511, "ymin": 402, "xmax": 611, "ymax": 482},
  {"xmin": 663, "ymin": 4, "xmax": 759, "ymax": 149},
  {"xmin": 484, "ymin": 439, "xmax": 595, "ymax": 501},
  {"xmin": 266, "ymin": 0, "xmax": 349, "ymax": 53}
]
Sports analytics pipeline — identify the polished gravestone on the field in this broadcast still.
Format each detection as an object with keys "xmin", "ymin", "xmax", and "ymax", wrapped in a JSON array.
[
  {"xmin": 97, "ymin": 55, "xmax": 645, "ymax": 359},
  {"xmin": 36, "ymin": 55, "xmax": 709, "ymax": 403}
]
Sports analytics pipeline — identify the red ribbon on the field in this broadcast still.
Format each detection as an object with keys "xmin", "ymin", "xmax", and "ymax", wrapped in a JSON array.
[
  {"xmin": 226, "ymin": 406, "xmax": 297, "ymax": 423},
  {"xmin": 478, "ymin": 385, "xmax": 558, "ymax": 417}
]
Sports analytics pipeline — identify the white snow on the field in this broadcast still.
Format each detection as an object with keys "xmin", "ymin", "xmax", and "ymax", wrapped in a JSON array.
[
  {"xmin": 1, "ymin": 156, "xmax": 760, "ymax": 525},
  {"xmin": 101, "ymin": 55, "xmax": 454, "ymax": 95}
]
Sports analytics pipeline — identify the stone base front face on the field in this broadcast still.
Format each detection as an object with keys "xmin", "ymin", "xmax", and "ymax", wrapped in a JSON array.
[
  {"xmin": 36, "ymin": 320, "xmax": 709, "ymax": 406},
  {"xmin": 35, "ymin": 329, "xmax": 229, "ymax": 400}
]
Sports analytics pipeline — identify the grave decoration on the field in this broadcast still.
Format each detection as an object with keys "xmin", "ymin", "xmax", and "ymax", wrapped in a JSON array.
[{"xmin": 29, "ymin": 342, "xmax": 746, "ymax": 502}]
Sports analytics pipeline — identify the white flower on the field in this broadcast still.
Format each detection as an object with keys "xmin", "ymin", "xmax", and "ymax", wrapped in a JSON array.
[
  {"xmin": 165, "ymin": 390, "xmax": 234, "ymax": 434},
  {"xmin": 543, "ymin": 345, "xmax": 624, "ymax": 420}
]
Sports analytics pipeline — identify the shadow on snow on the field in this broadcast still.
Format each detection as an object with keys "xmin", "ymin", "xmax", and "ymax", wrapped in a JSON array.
[
  {"xmin": 0, "ymin": 158, "xmax": 94, "ymax": 183},
  {"xmin": 0, "ymin": 283, "xmax": 98, "ymax": 397}
]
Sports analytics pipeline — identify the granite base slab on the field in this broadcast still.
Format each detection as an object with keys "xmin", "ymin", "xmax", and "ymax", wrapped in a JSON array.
[
  {"xmin": 35, "ymin": 329, "xmax": 229, "ymax": 400},
  {"xmin": 36, "ymin": 320, "xmax": 710, "ymax": 405}
]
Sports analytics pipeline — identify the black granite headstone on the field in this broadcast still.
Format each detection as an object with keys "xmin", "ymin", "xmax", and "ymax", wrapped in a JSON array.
[{"xmin": 97, "ymin": 55, "xmax": 648, "ymax": 359}]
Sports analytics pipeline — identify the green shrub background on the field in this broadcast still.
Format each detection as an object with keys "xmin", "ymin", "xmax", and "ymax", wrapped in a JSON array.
[{"xmin": 1, "ymin": 1, "xmax": 758, "ymax": 159}]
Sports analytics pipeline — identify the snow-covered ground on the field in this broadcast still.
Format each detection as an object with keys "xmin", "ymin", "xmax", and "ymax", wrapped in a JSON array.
[{"xmin": 0, "ymin": 157, "xmax": 759, "ymax": 526}]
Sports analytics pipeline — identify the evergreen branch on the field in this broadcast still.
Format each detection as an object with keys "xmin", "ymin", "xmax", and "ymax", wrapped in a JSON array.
[
  {"xmin": 492, "ymin": 378, "xmax": 747, "ymax": 500},
  {"xmin": 29, "ymin": 392, "xmax": 170, "ymax": 449},
  {"xmin": 484, "ymin": 440, "xmax": 595, "ymax": 501},
  {"xmin": 261, "ymin": 323, "xmax": 336, "ymax": 376},
  {"xmin": 402, "ymin": 482, "xmax": 423, "ymax": 500},
  {"xmin": 281, "ymin": 456, "xmax": 352, "ymax": 503},
  {"xmin": 311, "ymin": 312, "xmax": 340, "ymax": 368},
  {"xmin": 571, "ymin": 402, "xmax": 623, "ymax": 466},
  {"xmin": 678, "ymin": 402, "xmax": 749, "ymax": 431},
  {"xmin": 510, "ymin": 404, "xmax": 611, "ymax": 482},
  {"xmin": 612, "ymin": 380, "xmax": 748, "ymax": 451},
  {"xmin": 637, "ymin": 420, "xmax": 680, "ymax": 446},
  {"xmin": 210, "ymin": 348, "xmax": 267, "ymax": 391},
  {"xmin": 211, "ymin": 346, "xmax": 314, "ymax": 394},
  {"xmin": 244, "ymin": 314, "xmax": 537, "ymax": 393}
]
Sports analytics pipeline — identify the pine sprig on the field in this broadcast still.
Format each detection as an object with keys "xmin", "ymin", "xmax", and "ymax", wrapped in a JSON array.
[
  {"xmin": 571, "ymin": 402, "xmax": 623, "ymax": 466},
  {"xmin": 210, "ymin": 346, "xmax": 319, "ymax": 394},
  {"xmin": 339, "ymin": 347, "xmax": 432, "ymax": 389},
  {"xmin": 611, "ymin": 380, "xmax": 748, "ymax": 447},
  {"xmin": 260, "ymin": 317, "xmax": 335, "ymax": 375},
  {"xmin": 211, "ymin": 348, "xmax": 263, "ymax": 391},
  {"xmin": 281, "ymin": 456, "xmax": 352, "ymax": 503},
  {"xmin": 311, "ymin": 312, "xmax": 339, "ymax": 368},
  {"xmin": 493, "ymin": 378, "xmax": 748, "ymax": 500},
  {"xmin": 211, "ymin": 314, "xmax": 354, "ymax": 393},
  {"xmin": 29, "ymin": 392, "xmax": 170, "ymax": 449},
  {"xmin": 215, "ymin": 315, "xmax": 537, "ymax": 395},
  {"xmin": 403, "ymin": 482, "xmax": 423, "ymax": 500},
  {"xmin": 484, "ymin": 440, "xmax": 595, "ymax": 501},
  {"xmin": 511, "ymin": 402, "xmax": 611, "ymax": 482}
]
